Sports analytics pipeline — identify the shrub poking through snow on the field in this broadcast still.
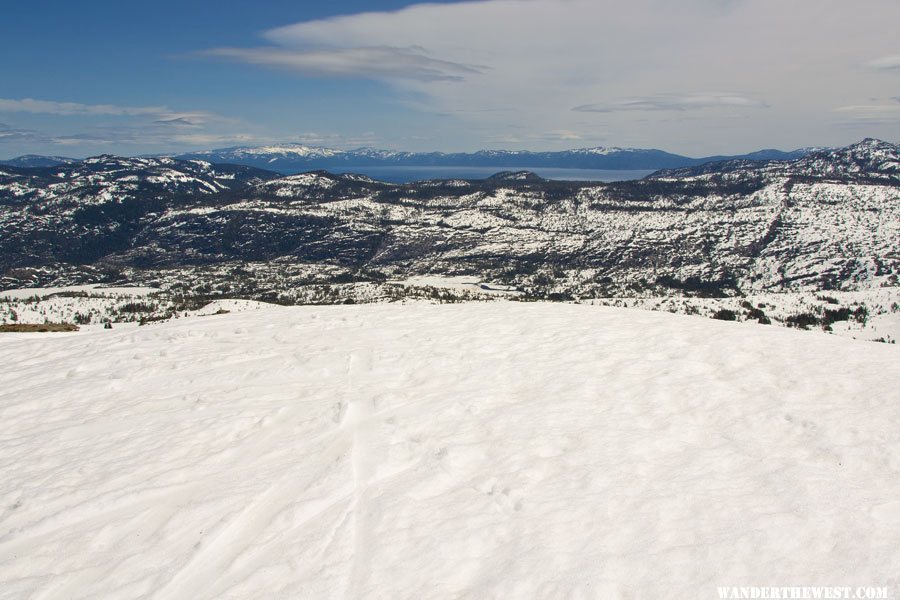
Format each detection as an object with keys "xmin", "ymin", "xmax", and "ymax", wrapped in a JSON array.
[
  {"xmin": 785, "ymin": 313, "xmax": 820, "ymax": 330},
  {"xmin": 0, "ymin": 323, "xmax": 78, "ymax": 332},
  {"xmin": 745, "ymin": 306, "xmax": 770, "ymax": 324}
]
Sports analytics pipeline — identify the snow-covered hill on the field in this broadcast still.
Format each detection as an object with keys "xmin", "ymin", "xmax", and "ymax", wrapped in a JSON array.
[
  {"xmin": 0, "ymin": 156, "xmax": 279, "ymax": 271},
  {"xmin": 0, "ymin": 155, "xmax": 275, "ymax": 206},
  {"xmin": 0, "ymin": 303, "xmax": 897, "ymax": 598}
]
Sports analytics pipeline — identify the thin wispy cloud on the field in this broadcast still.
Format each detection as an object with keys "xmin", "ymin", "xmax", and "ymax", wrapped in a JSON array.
[
  {"xmin": 573, "ymin": 93, "xmax": 768, "ymax": 113},
  {"xmin": 288, "ymin": 131, "xmax": 380, "ymax": 147},
  {"xmin": 536, "ymin": 130, "xmax": 585, "ymax": 142},
  {"xmin": 0, "ymin": 98, "xmax": 264, "ymax": 152},
  {"xmin": 0, "ymin": 98, "xmax": 167, "ymax": 117},
  {"xmin": 45, "ymin": 128, "xmax": 265, "ymax": 149},
  {"xmin": 865, "ymin": 54, "xmax": 900, "ymax": 71},
  {"xmin": 203, "ymin": 46, "xmax": 485, "ymax": 83},
  {"xmin": 833, "ymin": 104, "xmax": 900, "ymax": 126},
  {"xmin": 835, "ymin": 105, "xmax": 900, "ymax": 113},
  {"xmin": 0, "ymin": 123, "xmax": 46, "ymax": 144},
  {"xmin": 0, "ymin": 98, "xmax": 230, "ymax": 126},
  {"xmin": 0, "ymin": 115, "xmax": 379, "ymax": 152}
]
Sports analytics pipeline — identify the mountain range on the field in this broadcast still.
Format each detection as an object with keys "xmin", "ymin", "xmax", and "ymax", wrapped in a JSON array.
[
  {"xmin": 0, "ymin": 154, "xmax": 79, "ymax": 169},
  {"xmin": 1, "ymin": 138, "xmax": 897, "ymax": 299},
  {"xmin": 1, "ymin": 145, "xmax": 818, "ymax": 174}
]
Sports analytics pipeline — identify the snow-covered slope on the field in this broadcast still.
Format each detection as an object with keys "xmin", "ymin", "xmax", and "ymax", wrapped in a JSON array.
[{"xmin": 0, "ymin": 303, "xmax": 898, "ymax": 598}]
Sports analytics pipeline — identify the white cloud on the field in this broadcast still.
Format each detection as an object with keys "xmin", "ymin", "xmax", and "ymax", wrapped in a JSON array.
[
  {"xmin": 0, "ymin": 98, "xmax": 228, "ymax": 127},
  {"xmin": 45, "ymin": 127, "xmax": 254, "ymax": 148},
  {"xmin": 832, "ymin": 104, "xmax": 900, "ymax": 127},
  {"xmin": 204, "ymin": 46, "xmax": 485, "ymax": 82},
  {"xmin": 0, "ymin": 99, "xmax": 266, "ymax": 152},
  {"xmin": 0, "ymin": 123, "xmax": 46, "ymax": 144},
  {"xmin": 573, "ymin": 93, "xmax": 768, "ymax": 113},
  {"xmin": 0, "ymin": 117, "xmax": 379, "ymax": 153},
  {"xmin": 835, "ymin": 105, "xmax": 900, "ymax": 114},
  {"xmin": 288, "ymin": 131, "xmax": 380, "ymax": 147},
  {"xmin": 1, "ymin": 98, "xmax": 381, "ymax": 154},
  {"xmin": 537, "ymin": 130, "xmax": 584, "ymax": 141},
  {"xmin": 204, "ymin": 0, "xmax": 900, "ymax": 153},
  {"xmin": 865, "ymin": 54, "xmax": 900, "ymax": 71},
  {"xmin": 0, "ymin": 98, "xmax": 168, "ymax": 117}
]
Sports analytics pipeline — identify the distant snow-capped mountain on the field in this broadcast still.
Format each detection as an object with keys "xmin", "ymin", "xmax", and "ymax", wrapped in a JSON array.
[
  {"xmin": 0, "ymin": 155, "xmax": 77, "ymax": 168},
  {"xmin": 172, "ymin": 144, "xmax": 823, "ymax": 174},
  {"xmin": 3, "ymin": 144, "xmax": 828, "ymax": 176},
  {"xmin": 193, "ymin": 144, "xmax": 346, "ymax": 160}
]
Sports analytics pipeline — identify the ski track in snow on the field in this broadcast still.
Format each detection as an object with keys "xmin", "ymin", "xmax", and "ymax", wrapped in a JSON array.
[{"xmin": 0, "ymin": 303, "xmax": 899, "ymax": 598}]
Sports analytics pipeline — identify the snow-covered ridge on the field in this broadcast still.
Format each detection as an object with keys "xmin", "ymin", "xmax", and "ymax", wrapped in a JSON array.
[
  {"xmin": 256, "ymin": 172, "xmax": 340, "ymax": 193},
  {"xmin": 0, "ymin": 155, "xmax": 278, "ymax": 209},
  {"xmin": 653, "ymin": 138, "xmax": 900, "ymax": 183},
  {"xmin": 796, "ymin": 138, "xmax": 900, "ymax": 179}
]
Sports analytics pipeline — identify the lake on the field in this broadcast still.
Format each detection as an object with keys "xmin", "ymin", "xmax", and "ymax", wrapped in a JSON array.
[{"xmin": 324, "ymin": 166, "xmax": 656, "ymax": 183}]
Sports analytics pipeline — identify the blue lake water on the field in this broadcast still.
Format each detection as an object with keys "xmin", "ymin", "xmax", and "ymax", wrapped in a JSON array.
[{"xmin": 325, "ymin": 166, "xmax": 656, "ymax": 183}]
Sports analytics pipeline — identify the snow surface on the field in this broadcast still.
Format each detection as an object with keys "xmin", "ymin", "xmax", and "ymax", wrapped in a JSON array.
[
  {"xmin": 591, "ymin": 288, "xmax": 900, "ymax": 344},
  {"xmin": 391, "ymin": 276, "xmax": 520, "ymax": 296},
  {"xmin": 0, "ymin": 285, "xmax": 157, "ymax": 300},
  {"xmin": 1, "ymin": 303, "xmax": 899, "ymax": 598}
]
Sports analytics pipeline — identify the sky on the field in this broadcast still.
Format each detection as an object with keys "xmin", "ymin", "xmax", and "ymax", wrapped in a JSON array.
[{"xmin": 2, "ymin": 0, "xmax": 899, "ymax": 158}]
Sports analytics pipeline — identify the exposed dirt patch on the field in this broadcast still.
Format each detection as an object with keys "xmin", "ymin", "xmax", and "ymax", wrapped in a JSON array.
[{"xmin": 0, "ymin": 323, "xmax": 79, "ymax": 333}]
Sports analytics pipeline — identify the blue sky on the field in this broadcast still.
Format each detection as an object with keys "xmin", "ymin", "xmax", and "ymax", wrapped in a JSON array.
[{"xmin": 2, "ymin": 0, "xmax": 899, "ymax": 158}]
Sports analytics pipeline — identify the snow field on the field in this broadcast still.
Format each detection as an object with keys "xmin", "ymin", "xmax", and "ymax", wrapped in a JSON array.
[{"xmin": 0, "ymin": 302, "xmax": 898, "ymax": 598}]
